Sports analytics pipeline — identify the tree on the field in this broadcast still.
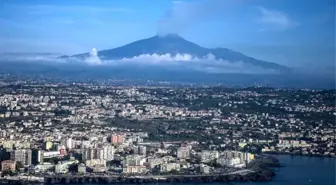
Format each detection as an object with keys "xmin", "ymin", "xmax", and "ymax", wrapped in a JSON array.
[
  {"xmin": 170, "ymin": 169, "xmax": 179, "ymax": 174},
  {"xmin": 44, "ymin": 157, "xmax": 60, "ymax": 165},
  {"xmin": 68, "ymin": 163, "xmax": 78, "ymax": 173},
  {"xmin": 15, "ymin": 161, "xmax": 24, "ymax": 171},
  {"xmin": 1, "ymin": 170, "xmax": 15, "ymax": 177}
]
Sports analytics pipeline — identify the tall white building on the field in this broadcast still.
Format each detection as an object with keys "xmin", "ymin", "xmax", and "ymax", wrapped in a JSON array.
[
  {"xmin": 177, "ymin": 147, "xmax": 190, "ymax": 159},
  {"xmin": 103, "ymin": 144, "xmax": 115, "ymax": 161},
  {"xmin": 11, "ymin": 149, "xmax": 32, "ymax": 166},
  {"xmin": 123, "ymin": 155, "xmax": 146, "ymax": 166},
  {"xmin": 82, "ymin": 148, "xmax": 105, "ymax": 161},
  {"xmin": 217, "ymin": 151, "xmax": 254, "ymax": 167},
  {"xmin": 66, "ymin": 138, "xmax": 73, "ymax": 149},
  {"xmin": 138, "ymin": 146, "xmax": 147, "ymax": 156},
  {"xmin": 61, "ymin": 138, "xmax": 73, "ymax": 150},
  {"xmin": 200, "ymin": 150, "xmax": 219, "ymax": 162}
]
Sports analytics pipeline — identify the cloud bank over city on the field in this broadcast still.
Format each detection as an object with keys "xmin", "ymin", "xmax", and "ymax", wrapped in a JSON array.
[{"xmin": 0, "ymin": 50, "xmax": 278, "ymax": 74}]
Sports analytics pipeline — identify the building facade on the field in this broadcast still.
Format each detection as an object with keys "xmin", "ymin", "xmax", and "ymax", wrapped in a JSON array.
[
  {"xmin": 1, "ymin": 160, "xmax": 16, "ymax": 171},
  {"xmin": 11, "ymin": 149, "xmax": 32, "ymax": 166}
]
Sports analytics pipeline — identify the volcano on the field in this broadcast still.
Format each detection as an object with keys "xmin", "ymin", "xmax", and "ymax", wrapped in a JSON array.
[{"xmin": 60, "ymin": 34, "xmax": 290, "ymax": 72}]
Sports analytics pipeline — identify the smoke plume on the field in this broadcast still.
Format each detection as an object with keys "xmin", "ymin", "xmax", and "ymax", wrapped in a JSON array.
[
  {"xmin": 84, "ymin": 48, "xmax": 102, "ymax": 65},
  {"xmin": 157, "ymin": 0, "xmax": 234, "ymax": 35}
]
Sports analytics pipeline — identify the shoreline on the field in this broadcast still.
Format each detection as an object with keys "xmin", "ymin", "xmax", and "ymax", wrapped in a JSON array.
[
  {"xmin": 263, "ymin": 152, "xmax": 336, "ymax": 158},
  {"xmin": 46, "ymin": 171, "xmax": 275, "ymax": 184},
  {"xmin": 0, "ymin": 156, "xmax": 282, "ymax": 185},
  {"xmin": 0, "ymin": 169, "xmax": 275, "ymax": 185}
]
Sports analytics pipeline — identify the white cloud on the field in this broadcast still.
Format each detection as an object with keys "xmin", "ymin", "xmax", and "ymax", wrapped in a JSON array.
[
  {"xmin": 118, "ymin": 53, "xmax": 195, "ymax": 64},
  {"xmin": 257, "ymin": 7, "xmax": 297, "ymax": 31},
  {"xmin": 91, "ymin": 52, "xmax": 277, "ymax": 74},
  {"xmin": 157, "ymin": 0, "xmax": 233, "ymax": 35},
  {"xmin": 0, "ymin": 37, "xmax": 86, "ymax": 53},
  {"xmin": 84, "ymin": 48, "xmax": 102, "ymax": 65},
  {"xmin": 0, "ymin": 53, "xmax": 66, "ymax": 63},
  {"xmin": 0, "ymin": 51, "xmax": 278, "ymax": 74}
]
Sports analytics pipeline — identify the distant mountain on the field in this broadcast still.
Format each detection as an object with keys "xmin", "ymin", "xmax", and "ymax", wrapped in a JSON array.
[{"xmin": 61, "ymin": 34, "xmax": 290, "ymax": 72}]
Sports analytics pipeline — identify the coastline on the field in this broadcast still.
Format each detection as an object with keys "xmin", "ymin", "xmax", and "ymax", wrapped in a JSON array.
[
  {"xmin": 263, "ymin": 151, "xmax": 336, "ymax": 158},
  {"xmin": 0, "ymin": 168, "xmax": 275, "ymax": 185},
  {"xmin": 2, "ymin": 155, "xmax": 335, "ymax": 185},
  {"xmin": 45, "ymin": 170, "xmax": 275, "ymax": 184},
  {"xmin": 0, "ymin": 156, "xmax": 281, "ymax": 185}
]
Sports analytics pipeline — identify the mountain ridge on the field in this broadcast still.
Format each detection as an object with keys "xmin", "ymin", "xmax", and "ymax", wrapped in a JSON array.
[{"xmin": 61, "ymin": 34, "xmax": 290, "ymax": 72}]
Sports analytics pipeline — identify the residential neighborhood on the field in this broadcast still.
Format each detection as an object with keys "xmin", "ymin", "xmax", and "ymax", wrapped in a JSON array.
[{"xmin": 0, "ymin": 74, "xmax": 334, "ymax": 183}]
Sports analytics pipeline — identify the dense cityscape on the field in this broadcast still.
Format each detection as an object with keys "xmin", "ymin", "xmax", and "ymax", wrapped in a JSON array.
[
  {"xmin": 0, "ymin": 74, "xmax": 334, "ymax": 184},
  {"xmin": 0, "ymin": 0, "xmax": 334, "ymax": 184}
]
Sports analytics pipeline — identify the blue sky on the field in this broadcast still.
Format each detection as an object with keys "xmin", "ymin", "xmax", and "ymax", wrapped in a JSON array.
[{"xmin": 0, "ymin": 0, "xmax": 334, "ymax": 69}]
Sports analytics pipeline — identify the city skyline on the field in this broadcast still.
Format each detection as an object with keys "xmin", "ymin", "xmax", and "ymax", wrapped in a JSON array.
[{"xmin": 0, "ymin": 1, "xmax": 334, "ymax": 184}]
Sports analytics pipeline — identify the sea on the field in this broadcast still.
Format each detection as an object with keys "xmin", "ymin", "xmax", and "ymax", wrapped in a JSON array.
[
  {"xmin": 59, "ymin": 155, "xmax": 336, "ymax": 185},
  {"xmin": 245, "ymin": 154, "xmax": 336, "ymax": 185}
]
